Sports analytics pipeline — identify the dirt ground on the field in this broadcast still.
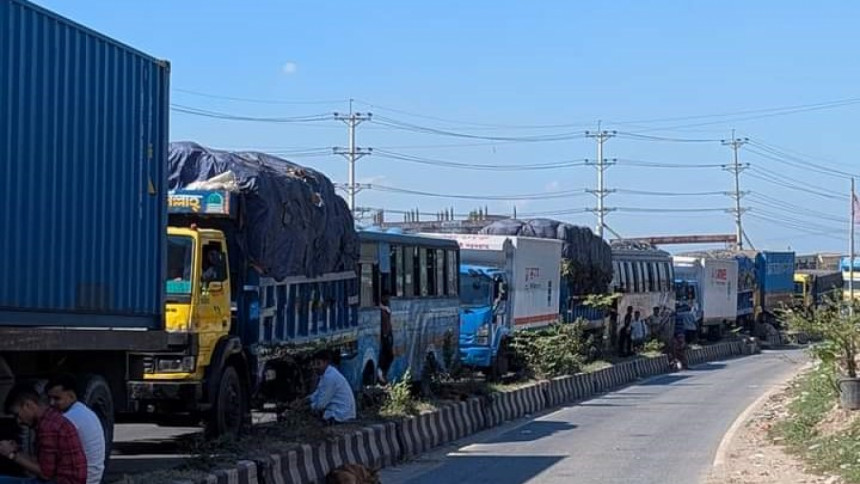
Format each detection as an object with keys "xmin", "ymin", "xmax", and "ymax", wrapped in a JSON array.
[{"xmin": 705, "ymin": 380, "xmax": 843, "ymax": 484}]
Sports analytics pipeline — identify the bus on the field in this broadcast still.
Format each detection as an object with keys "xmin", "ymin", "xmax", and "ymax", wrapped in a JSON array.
[
  {"xmin": 610, "ymin": 243, "xmax": 676, "ymax": 342},
  {"xmin": 341, "ymin": 230, "xmax": 461, "ymax": 388}
]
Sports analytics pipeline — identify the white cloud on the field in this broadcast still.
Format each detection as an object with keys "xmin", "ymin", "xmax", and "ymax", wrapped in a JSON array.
[{"xmin": 282, "ymin": 62, "xmax": 298, "ymax": 75}]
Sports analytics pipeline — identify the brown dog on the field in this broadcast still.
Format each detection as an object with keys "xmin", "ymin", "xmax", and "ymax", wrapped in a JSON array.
[{"xmin": 325, "ymin": 463, "xmax": 380, "ymax": 484}]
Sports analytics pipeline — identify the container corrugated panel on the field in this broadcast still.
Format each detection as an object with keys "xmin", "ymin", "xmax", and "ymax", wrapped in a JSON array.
[
  {"xmin": 757, "ymin": 251, "xmax": 796, "ymax": 295},
  {"xmin": 0, "ymin": 0, "xmax": 169, "ymax": 328}
]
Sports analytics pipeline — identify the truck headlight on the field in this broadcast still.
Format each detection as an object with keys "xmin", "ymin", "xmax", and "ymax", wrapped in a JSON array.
[
  {"xmin": 155, "ymin": 356, "xmax": 196, "ymax": 373},
  {"xmin": 476, "ymin": 325, "xmax": 490, "ymax": 345}
]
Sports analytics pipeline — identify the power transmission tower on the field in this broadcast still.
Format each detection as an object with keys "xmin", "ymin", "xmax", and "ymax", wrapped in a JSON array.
[
  {"xmin": 585, "ymin": 124, "xmax": 616, "ymax": 238},
  {"xmin": 722, "ymin": 130, "xmax": 749, "ymax": 251},
  {"xmin": 333, "ymin": 103, "xmax": 372, "ymax": 216}
]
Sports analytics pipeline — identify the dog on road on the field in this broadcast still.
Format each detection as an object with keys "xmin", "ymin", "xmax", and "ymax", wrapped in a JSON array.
[{"xmin": 325, "ymin": 463, "xmax": 380, "ymax": 484}]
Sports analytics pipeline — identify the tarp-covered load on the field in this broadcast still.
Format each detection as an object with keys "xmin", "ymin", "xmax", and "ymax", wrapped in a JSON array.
[
  {"xmin": 479, "ymin": 218, "xmax": 613, "ymax": 295},
  {"xmin": 168, "ymin": 141, "xmax": 358, "ymax": 280}
]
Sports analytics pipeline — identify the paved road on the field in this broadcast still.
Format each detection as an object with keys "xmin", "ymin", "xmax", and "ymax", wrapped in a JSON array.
[{"xmin": 381, "ymin": 349, "xmax": 805, "ymax": 484}]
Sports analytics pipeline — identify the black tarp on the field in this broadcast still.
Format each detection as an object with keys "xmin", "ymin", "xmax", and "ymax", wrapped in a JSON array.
[
  {"xmin": 168, "ymin": 142, "xmax": 358, "ymax": 280},
  {"xmin": 479, "ymin": 218, "xmax": 613, "ymax": 295}
]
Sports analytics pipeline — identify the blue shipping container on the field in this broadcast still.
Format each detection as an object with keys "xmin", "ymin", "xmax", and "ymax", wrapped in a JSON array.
[
  {"xmin": 0, "ymin": 0, "xmax": 170, "ymax": 328},
  {"xmin": 756, "ymin": 251, "xmax": 796, "ymax": 294}
]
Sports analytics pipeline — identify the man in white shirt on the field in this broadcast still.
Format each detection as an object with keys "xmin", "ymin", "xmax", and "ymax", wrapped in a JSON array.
[
  {"xmin": 631, "ymin": 311, "xmax": 649, "ymax": 351},
  {"xmin": 45, "ymin": 375, "xmax": 105, "ymax": 484},
  {"xmin": 306, "ymin": 350, "xmax": 356, "ymax": 424}
]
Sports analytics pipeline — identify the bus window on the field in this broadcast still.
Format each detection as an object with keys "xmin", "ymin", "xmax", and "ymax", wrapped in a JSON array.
[
  {"xmin": 665, "ymin": 263, "xmax": 674, "ymax": 291},
  {"xmin": 447, "ymin": 250, "xmax": 458, "ymax": 296},
  {"xmin": 435, "ymin": 249, "xmax": 445, "ymax": 296},
  {"xmin": 426, "ymin": 249, "xmax": 437, "ymax": 296},
  {"xmin": 419, "ymin": 248, "xmax": 429, "ymax": 297},
  {"xmin": 404, "ymin": 246, "xmax": 415, "ymax": 296},
  {"xmin": 632, "ymin": 262, "xmax": 641, "ymax": 293},
  {"xmin": 647, "ymin": 263, "xmax": 656, "ymax": 292},
  {"xmin": 624, "ymin": 262, "xmax": 633, "ymax": 293},
  {"xmin": 395, "ymin": 246, "xmax": 404, "ymax": 297},
  {"xmin": 360, "ymin": 263, "xmax": 375, "ymax": 307}
]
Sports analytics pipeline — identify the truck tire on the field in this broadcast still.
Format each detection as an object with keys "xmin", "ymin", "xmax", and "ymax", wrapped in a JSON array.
[
  {"xmin": 78, "ymin": 374, "xmax": 114, "ymax": 471},
  {"xmin": 206, "ymin": 366, "xmax": 247, "ymax": 438}
]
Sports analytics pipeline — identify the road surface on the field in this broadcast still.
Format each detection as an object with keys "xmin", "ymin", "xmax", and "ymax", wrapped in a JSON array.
[{"xmin": 381, "ymin": 349, "xmax": 805, "ymax": 484}]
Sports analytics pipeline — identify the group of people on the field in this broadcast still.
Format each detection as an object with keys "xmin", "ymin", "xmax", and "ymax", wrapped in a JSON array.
[
  {"xmin": 0, "ymin": 375, "xmax": 105, "ymax": 484},
  {"xmin": 617, "ymin": 306, "xmax": 660, "ymax": 357}
]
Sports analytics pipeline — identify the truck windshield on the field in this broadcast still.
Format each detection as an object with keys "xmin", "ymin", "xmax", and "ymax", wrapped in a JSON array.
[
  {"xmin": 460, "ymin": 273, "xmax": 493, "ymax": 307},
  {"xmin": 166, "ymin": 235, "xmax": 194, "ymax": 300}
]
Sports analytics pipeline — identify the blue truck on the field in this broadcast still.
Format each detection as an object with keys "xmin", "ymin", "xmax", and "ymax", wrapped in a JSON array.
[
  {"xmin": 420, "ymin": 234, "xmax": 563, "ymax": 378},
  {"xmin": 755, "ymin": 251, "xmax": 796, "ymax": 326}
]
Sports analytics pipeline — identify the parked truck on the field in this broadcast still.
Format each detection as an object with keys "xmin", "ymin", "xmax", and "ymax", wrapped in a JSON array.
[
  {"xmin": 673, "ymin": 256, "xmax": 739, "ymax": 339},
  {"xmin": 756, "ymin": 251, "xmax": 796, "ymax": 326},
  {"xmin": 420, "ymin": 234, "xmax": 562, "ymax": 377},
  {"xmin": 793, "ymin": 270, "xmax": 842, "ymax": 311}
]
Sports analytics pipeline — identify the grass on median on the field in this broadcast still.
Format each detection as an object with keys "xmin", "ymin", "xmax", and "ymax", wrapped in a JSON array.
[{"xmin": 769, "ymin": 365, "xmax": 860, "ymax": 483}]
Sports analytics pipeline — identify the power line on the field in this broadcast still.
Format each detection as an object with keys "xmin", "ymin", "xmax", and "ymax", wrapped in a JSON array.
[
  {"xmin": 170, "ymin": 104, "xmax": 331, "ymax": 123},
  {"xmin": 371, "ymin": 115, "xmax": 587, "ymax": 142},
  {"xmin": 747, "ymin": 140, "xmax": 858, "ymax": 179},
  {"xmin": 173, "ymin": 88, "xmax": 348, "ymax": 106},
  {"xmin": 615, "ymin": 131, "xmax": 721, "ymax": 143},
  {"xmin": 610, "ymin": 98, "xmax": 860, "ymax": 133},
  {"xmin": 614, "ymin": 207, "xmax": 729, "ymax": 213},
  {"xmin": 615, "ymin": 188, "xmax": 726, "ymax": 197},
  {"xmin": 352, "ymin": 99, "xmax": 594, "ymax": 131},
  {"xmin": 373, "ymin": 150, "xmax": 588, "ymax": 171},
  {"xmin": 366, "ymin": 184, "xmax": 590, "ymax": 201},
  {"xmin": 748, "ymin": 192, "xmax": 848, "ymax": 224},
  {"xmin": 746, "ymin": 169, "xmax": 843, "ymax": 201},
  {"xmin": 614, "ymin": 159, "xmax": 725, "ymax": 169}
]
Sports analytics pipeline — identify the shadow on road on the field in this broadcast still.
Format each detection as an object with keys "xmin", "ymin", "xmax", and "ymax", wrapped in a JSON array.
[
  {"xmin": 639, "ymin": 374, "xmax": 691, "ymax": 386},
  {"xmin": 403, "ymin": 455, "xmax": 565, "ymax": 484},
  {"xmin": 489, "ymin": 421, "xmax": 578, "ymax": 444},
  {"xmin": 688, "ymin": 362, "xmax": 727, "ymax": 371}
]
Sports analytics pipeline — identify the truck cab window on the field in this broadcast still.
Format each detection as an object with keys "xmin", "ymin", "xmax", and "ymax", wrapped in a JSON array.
[
  {"xmin": 201, "ymin": 241, "xmax": 227, "ymax": 284},
  {"xmin": 166, "ymin": 236, "xmax": 194, "ymax": 298}
]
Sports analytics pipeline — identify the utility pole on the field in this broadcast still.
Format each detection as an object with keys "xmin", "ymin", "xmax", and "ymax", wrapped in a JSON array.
[
  {"xmin": 585, "ymin": 123, "xmax": 616, "ymax": 239},
  {"xmin": 333, "ymin": 101, "xmax": 372, "ymax": 216},
  {"xmin": 722, "ymin": 130, "xmax": 749, "ymax": 251}
]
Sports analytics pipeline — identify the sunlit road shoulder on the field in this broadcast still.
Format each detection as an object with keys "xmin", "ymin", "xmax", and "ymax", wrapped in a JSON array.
[{"xmin": 381, "ymin": 350, "xmax": 805, "ymax": 484}]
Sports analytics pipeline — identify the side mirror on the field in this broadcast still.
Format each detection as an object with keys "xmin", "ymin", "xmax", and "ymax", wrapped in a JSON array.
[{"xmin": 207, "ymin": 281, "xmax": 224, "ymax": 293}]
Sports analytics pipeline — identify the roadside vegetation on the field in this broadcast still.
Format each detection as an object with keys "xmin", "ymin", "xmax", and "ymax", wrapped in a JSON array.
[
  {"xmin": 766, "ymin": 298, "xmax": 860, "ymax": 483},
  {"xmin": 769, "ymin": 365, "xmax": 860, "ymax": 483}
]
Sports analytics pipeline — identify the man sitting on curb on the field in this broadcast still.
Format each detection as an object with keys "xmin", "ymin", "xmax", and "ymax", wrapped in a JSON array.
[{"xmin": 297, "ymin": 349, "xmax": 356, "ymax": 425}]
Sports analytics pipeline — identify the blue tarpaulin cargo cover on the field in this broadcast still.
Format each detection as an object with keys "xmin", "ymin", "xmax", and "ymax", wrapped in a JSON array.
[{"xmin": 168, "ymin": 142, "xmax": 358, "ymax": 280}]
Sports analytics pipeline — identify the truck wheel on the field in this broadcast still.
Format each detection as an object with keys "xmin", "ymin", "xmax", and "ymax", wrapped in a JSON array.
[
  {"xmin": 79, "ymin": 374, "xmax": 114, "ymax": 471},
  {"xmin": 207, "ymin": 366, "xmax": 247, "ymax": 438}
]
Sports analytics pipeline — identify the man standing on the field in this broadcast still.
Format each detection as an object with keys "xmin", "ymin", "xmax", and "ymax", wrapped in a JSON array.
[
  {"xmin": 0, "ymin": 384, "xmax": 86, "ymax": 484},
  {"xmin": 307, "ymin": 350, "xmax": 356, "ymax": 424},
  {"xmin": 46, "ymin": 376, "xmax": 105, "ymax": 484},
  {"xmin": 377, "ymin": 294, "xmax": 395, "ymax": 385},
  {"xmin": 618, "ymin": 306, "xmax": 634, "ymax": 357},
  {"xmin": 631, "ymin": 310, "xmax": 649, "ymax": 352}
]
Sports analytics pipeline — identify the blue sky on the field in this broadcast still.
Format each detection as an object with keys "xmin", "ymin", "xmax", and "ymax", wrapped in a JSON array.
[{"xmin": 35, "ymin": 0, "xmax": 860, "ymax": 254}]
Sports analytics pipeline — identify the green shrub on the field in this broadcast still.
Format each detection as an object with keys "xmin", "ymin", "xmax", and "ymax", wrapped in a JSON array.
[{"xmin": 510, "ymin": 321, "xmax": 587, "ymax": 379}]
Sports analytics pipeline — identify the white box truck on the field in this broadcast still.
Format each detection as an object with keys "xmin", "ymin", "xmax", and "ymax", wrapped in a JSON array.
[
  {"xmin": 673, "ymin": 256, "xmax": 739, "ymax": 338},
  {"xmin": 420, "ymin": 233, "xmax": 562, "ymax": 374}
]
